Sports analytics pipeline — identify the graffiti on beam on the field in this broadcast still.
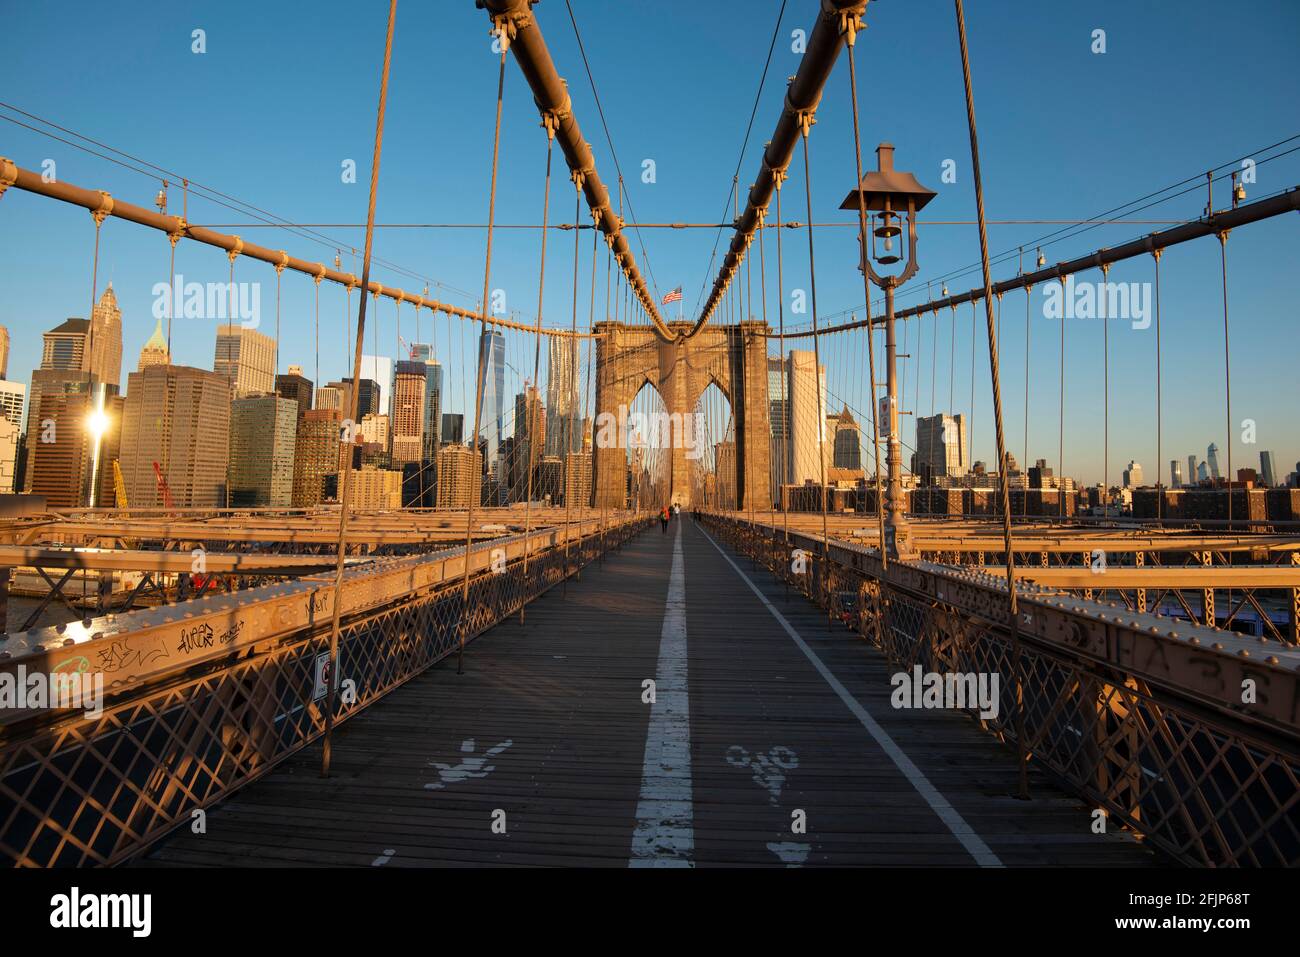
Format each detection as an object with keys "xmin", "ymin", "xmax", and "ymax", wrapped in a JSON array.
[
  {"xmin": 96, "ymin": 637, "xmax": 170, "ymax": 674},
  {"xmin": 177, "ymin": 623, "xmax": 215, "ymax": 655},
  {"xmin": 308, "ymin": 591, "xmax": 331, "ymax": 616}
]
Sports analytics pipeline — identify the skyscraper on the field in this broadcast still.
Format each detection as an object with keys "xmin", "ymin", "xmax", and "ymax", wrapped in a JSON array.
[
  {"xmin": 477, "ymin": 330, "xmax": 506, "ymax": 499},
  {"xmin": 441, "ymin": 413, "xmax": 464, "ymax": 446},
  {"xmin": 88, "ymin": 283, "xmax": 123, "ymax": 389},
  {"xmin": 275, "ymin": 369, "xmax": 314, "ymax": 420},
  {"xmin": 513, "ymin": 385, "xmax": 545, "ymax": 498},
  {"xmin": 1122, "ymin": 460, "xmax": 1143, "ymax": 488},
  {"xmin": 915, "ymin": 413, "xmax": 968, "ymax": 480},
  {"xmin": 137, "ymin": 318, "xmax": 169, "ymax": 370},
  {"xmin": 27, "ymin": 313, "xmax": 119, "ymax": 496},
  {"xmin": 545, "ymin": 336, "xmax": 580, "ymax": 457},
  {"xmin": 0, "ymin": 416, "xmax": 17, "ymax": 495},
  {"xmin": 435, "ymin": 444, "xmax": 482, "ymax": 509},
  {"xmin": 1188, "ymin": 455, "xmax": 1198, "ymax": 487},
  {"xmin": 0, "ymin": 324, "xmax": 9, "ymax": 380},
  {"xmin": 1260, "ymin": 450, "xmax": 1277, "ymax": 487},
  {"xmin": 420, "ymin": 359, "xmax": 443, "ymax": 463},
  {"xmin": 22, "ymin": 370, "xmax": 93, "ymax": 492},
  {"xmin": 359, "ymin": 413, "xmax": 390, "ymax": 448},
  {"xmin": 347, "ymin": 467, "xmax": 402, "ymax": 510},
  {"xmin": 767, "ymin": 356, "xmax": 789, "ymax": 496},
  {"xmin": 359, "ymin": 355, "xmax": 394, "ymax": 415},
  {"xmin": 214, "ymin": 324, "xmax": 275, "ymax": 397},
  {"xmin": 119, "ymin": 365, "xmax": 231, "ymax": 507},
  {"xmin": 40, "ymin": 318, "xmax": 89, "ymax": 371},
  {"xmin": 390, "ymin": 360, "xmax": 427, "ymax": 469},
  {"xmin": 1206, "ymin": 443, "xmax": 1222, "ymax": 481},
  {"xmin": 343, "ymin": 377, "xmax": 382, "ymax": 418},
  {"xmin": 564, "ymin": 450, "xmax": 592, "ymax": 507},
  {"xmin": 0, "ymin": 380, "xmax": 22, "ymax": 495},
  {"xmin": 228, "ymin": 395, "xmax": 298, "ymax": 506},
  {"xmin": 30, "ymin": 391, "xmax": 121, "ymax": 508},
  {"xmin": 292, "ymin": 409, "xmax": 342, "ymax": 506},
  {"xmin": 786, "ymin": 349, "xmax": 827, "ymax": 486},
  {"xmin": 0, "ymin": 380, "xmax": 25, "ymax": 429},
  {"xmin": 1170, "ymin": 459, "xmax": 1184, "ymax": 488},
  {"xmin": 830, "ymin": 405, "xmax": 862, "ymax": 470},
  {"xmin": 315, "ymin": 384, "xmax": 347, "ymax": 412}
]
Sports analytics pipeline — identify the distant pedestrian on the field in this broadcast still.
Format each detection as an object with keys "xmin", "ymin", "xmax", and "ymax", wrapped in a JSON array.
[{"xmin": 660, "ymin": 505, "xmax": 670, "ymax": 533}]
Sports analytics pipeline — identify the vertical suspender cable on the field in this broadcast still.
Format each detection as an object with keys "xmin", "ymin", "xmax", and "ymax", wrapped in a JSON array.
[
  {"xmin": 1153, "ymin": 249, "xmax": 1163, "ymax": 521},
  {"xmin": 313, "ymin": 275, "xmax": 321, "ymax": 401},
  {"xmin": 968, "ymin": 300, "xmax": 977, "ymax": 476},
  {"xmin": 1058, "ymin": 277, "xmax": 1066, "ymax": 519},
  {"xmin": 1218, "ymin": 229, "xmax": 1234, "ymax": 614},
  {"xmin": 83, "ymin": 215, "xmax": 104, "ymax": 508},
  {"xmin": 930, "ymin": 307, "xmax": 938, "ymax": 480},
  {"xmin": 166, "ymin": 228, "xmax": 178, "ymax": 357},
  {"xmin": 775, "ymin": 182, "xmax": 791, "ymax": 547},
  {"xmin": 322, "ymin": 0, "xmax": 396, "ymax": 777},
  {"xmin": 1023, "ymin": 278, "xmax": 1031, "ymax": 517},
  {"xmin": 758, "ymin": 200, "xmax": 773, "ymax": 524},
  {"xmin": 561, "ymin": 186, "xmax": 583, "ymax": 582},
  {"xmin": 274, "ymin": 265, "xmax": 282, "ymax": 380},
  {"xmin": 1102, "ymin": 263, "xmax": 1110, "ymax": 506},
  {"xmin": 576, "ymin": 207, "xmax": 598, "ymax": 567},
  {"xmin": 799, "ymin": 125, "xmax": 831, "ymax": 608},
  {"xmin": 953, "ymin": 0, "xmax": 1028, "ymax": 799},
  {"xmin": 1218, "ymin": 230, "xmax": 1233, "ymax": 530},
  {"xmin": 521, "ymin": 132, "xmax": 555, "ymax": 621},
  {"xmin": 459, "ymin": 29, "xmax": 509, "ymax": 675},
  {"xmin": 224, "ymin": 254, "xmax": 236, "ymax": 510}
]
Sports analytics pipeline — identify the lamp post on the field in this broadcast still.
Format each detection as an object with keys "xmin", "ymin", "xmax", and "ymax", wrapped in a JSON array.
[{"xmin": 841, "ymin": 144, "xmax": 936, "ymax": 561}]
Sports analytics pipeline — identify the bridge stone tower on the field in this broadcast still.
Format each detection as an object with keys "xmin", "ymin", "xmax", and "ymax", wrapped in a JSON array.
[{"xmin": 592, "ymin": 320, "xmax": 771, "ymax": 510}]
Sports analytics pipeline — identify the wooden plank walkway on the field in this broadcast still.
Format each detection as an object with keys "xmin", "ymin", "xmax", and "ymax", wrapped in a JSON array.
[{"xmin": 138, "ymin": 516, "xmax": 1154, "ymax": 868}]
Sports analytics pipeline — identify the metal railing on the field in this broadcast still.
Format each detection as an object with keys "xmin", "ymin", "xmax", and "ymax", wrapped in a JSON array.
[{"xmin": 0, "ymin": 514, "xmax": 648, "ymax": 867}]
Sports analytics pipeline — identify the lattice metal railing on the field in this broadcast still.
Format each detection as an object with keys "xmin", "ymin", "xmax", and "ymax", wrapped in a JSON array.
[
  {"xmin": 703, "ymin": 513, "xmax": 1300, "ymax": 868},
  {"xmin": 0, "ymin": 516, "xmax": 647, "ymax": 867}
]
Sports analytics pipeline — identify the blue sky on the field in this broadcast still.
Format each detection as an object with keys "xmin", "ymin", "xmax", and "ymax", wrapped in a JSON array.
[{"xmin": 0, "ymin": 0, "xmax": 1296, "ymax": 486}]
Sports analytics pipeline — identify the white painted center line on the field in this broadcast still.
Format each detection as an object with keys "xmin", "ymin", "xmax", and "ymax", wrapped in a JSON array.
[
  {"xmin": 629, "ymin": 519, "xmax": 694, "ymax": 867},
  {"xmin": 696, "ymin": 522, "xmax": 1003, "ymax": 868}
]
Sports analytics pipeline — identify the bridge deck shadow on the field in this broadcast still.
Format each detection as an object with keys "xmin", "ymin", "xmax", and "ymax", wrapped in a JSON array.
[{"xmin": 138, "ymin": 517, "xmax": 1155, "ymax": 868}]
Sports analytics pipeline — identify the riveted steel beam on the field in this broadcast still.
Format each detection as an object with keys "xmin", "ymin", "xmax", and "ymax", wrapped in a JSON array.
[
  {"xmin": 0, "ymin": 158, "xmax": 594, "ymax": 339},
  {"xmin": 775, "ymin": 186, "xmax": 1300, "ymax": 338}
]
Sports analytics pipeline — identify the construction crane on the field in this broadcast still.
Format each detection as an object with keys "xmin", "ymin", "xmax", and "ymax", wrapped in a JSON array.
[
  {"xmin": 111, "ymin": 460, "xmax": 128, "ymax": 508},
  {"xmin": 152, "ymin": 461, "xmax": 174, "ymax": 510}
]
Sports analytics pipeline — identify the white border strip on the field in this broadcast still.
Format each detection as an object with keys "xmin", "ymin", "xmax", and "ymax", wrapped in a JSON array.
[{"xmin": 629, "ymin": 520, "xmax": 694, "ymax": 867}]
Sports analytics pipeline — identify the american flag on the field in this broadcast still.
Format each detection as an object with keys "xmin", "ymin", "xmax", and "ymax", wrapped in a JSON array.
[{"xmin": 661, "ymin": 286, "xmax": 683, "ymax": 305}]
